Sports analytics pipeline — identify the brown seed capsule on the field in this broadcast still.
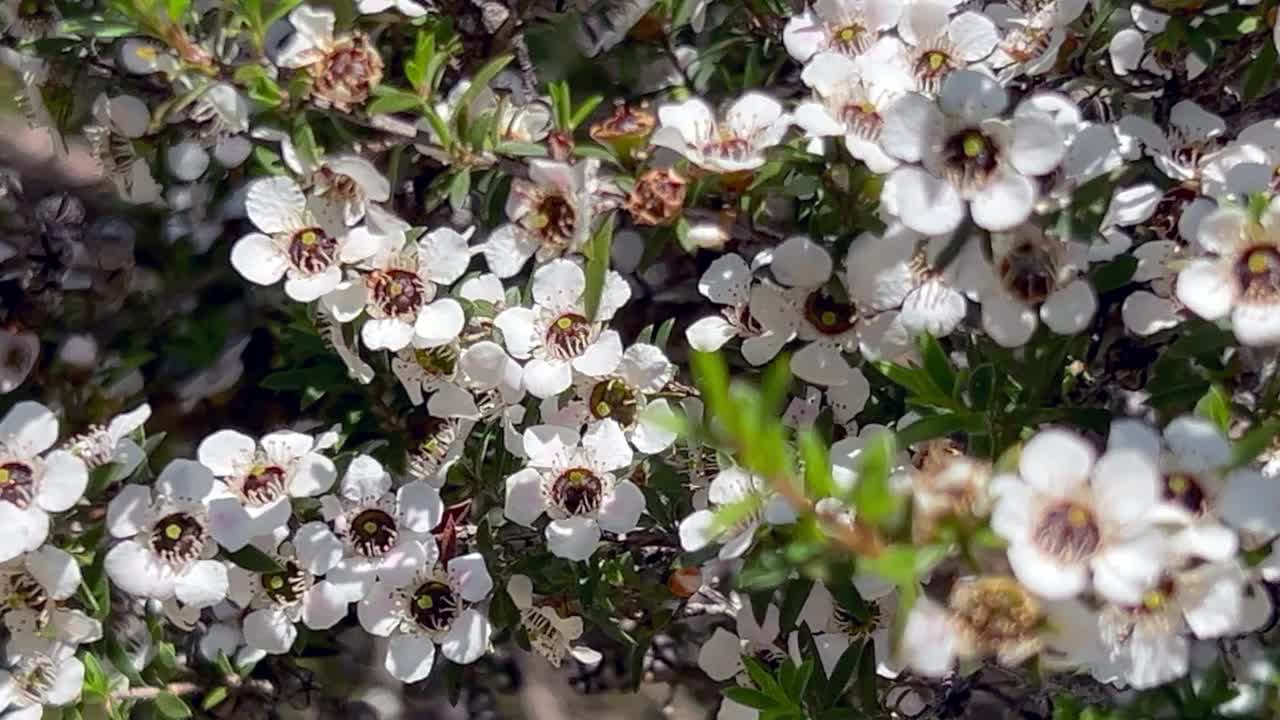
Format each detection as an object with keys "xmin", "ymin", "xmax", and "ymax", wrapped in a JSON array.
[
  {"xmin": 590, "ymin": 102, "xmax": 656, "ymax": 163},
  {"xmin": 947, "ymin": 576, "xmax": 1044, "ymax": 667},
  {"xmin": 667, "ymin": 566, "xmax": 702, "ymax": 599},
  {"xmin": 310, "ymin": 34, "xmax": 384, "ymax": 112},
  {"xmin": 626, "ymin": 168, "xmax": 688, "ymax": 226}
]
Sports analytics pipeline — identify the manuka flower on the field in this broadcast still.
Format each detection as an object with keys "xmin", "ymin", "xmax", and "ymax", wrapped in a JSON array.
[
  {"xmin": 226, "ymin": 536, "xmax": 349, "ymax": 655},
  {"xmin": 503, "ymin": 422, "xmax": 644, "ymax": 561},
  {"xmin": 679, "ymin": 467, "xmax": 797, "ymax": 560},
  {"xmin": 357, "ymin": 542, "xmax": 493, "ymax": 683},
  {"xmin": 104, "ymin": 460, "xmax": 232, "ymax": 608},
  {"xmin": 276, "ymin": 5, "xmax": 384, "ymax": 112},
  {"xmin": 507, "ymin": 574, "xmax": 602, "ymax": 668},
  {"xmin": 494, "ymin": 258, "xmax": 631, "ymax": 399},
  {"xmin": 230, "ymin": 176, "xmax": 378, "ymax": 302},
  {"xmin": 1, "ymin": 545, "xmax": 101, "ymax": 652},
  {"xmin": 684, "ymin": 252, "xmax": 798, "ymax": 365},
  {"xmin": 783, "ymin": 0, "xmax": 901, "ymax": 63},
  {"xmin": 652, "ymin": 93, "xmax": 791, "ymax": 174},
  {"xmin": 0, "ymin": 402, "xmax": 88, "ymax": 563}
]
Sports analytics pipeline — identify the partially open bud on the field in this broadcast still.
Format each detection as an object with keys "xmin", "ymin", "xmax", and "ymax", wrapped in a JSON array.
[
  {"xmin": 947, "ymin": 576, "xmax": 1044, "ymax": 667},
  {"xmin": 590, "ymin": 102, "xmax": 656, "ymax": 164},
  {"xmin": 310, "ymin": 34, "xmax": 384, "ymax": 112},
  {"xmin": 626, "ymin": 168, "xmax": 687, "ymax": 227}
]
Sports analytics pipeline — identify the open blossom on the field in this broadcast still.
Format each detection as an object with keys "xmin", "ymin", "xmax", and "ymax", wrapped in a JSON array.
[
  {"xmin": 276, "ymin": 5, "xmax": 383, "ymax": 111},
  {"xmin": 679, "ymin": 467, "xmax": 797, "ymax": 559},
  {"xmin": 196, "ymin": 429, "xmax": 338, "ymax": 550},
  {"xmin": 1, "ymin": 545, "xmax": 101, "ymax": 651},
  {"xmin": 507, "ymin": 574, "xmax": 602, "ymax": 668},
  {"xmin": 358, "ymin": 542, "xmax": 493, "ymax": 683},
  {"xmin": 991, "ymin": 428, "xmax": 1165, "ymax": 604},
  {"xmin": 322, "ymin": 222, "xmax": 471, "ymax": 352},
  {"xmin": 897, "ymin": 7, "xmax": 998, "ymax": 94},
  {"xmin": 697, "ymin": 597, "xmax": 790, "ymax": 720},
  {"xmin": 880, "ymin": 70, "xmax": 1065, "ymax": 235},
  {"xmin": 494, "ymin": 258, "xmax": 631, "ymax": 399},
  {"xmin": 976, "ymin": 224, "xmax": 1097, "ymax": 348},
  {"xmin": 1176, "ymin": 199, "xmax": 1280, "ymax": 346},
  {"xmin": 0, "ymin": 402, "xmax": 88, "ymax": 562},
  {"xmin": 85, "ymin": 93, "xmax": 162, "ymax": 205},
  {"xmin": 104, "ymin": 460, "xmax": 231, "ymax": 608},
  {"xmin": 794, "ymin": 49, "xmax": 911, "ymax": 173},
  {"xmin": 504, "ymin": 422, "xmax": 644, "ymax": 561},
  {"xmin": 226, "ymin": 537, "xmax": 349, "ymax": 655},
  {"xmin": 0, "ymin": 640, "xmax": 84, "ymax": 718},
  {"xmin": 783, "ymin": 0, "xmax": 901, "ymax": 63},
  {"xmin": 652, "ymin": 94, "xmax": 791, "ymax": 174},
  {"xmin": 484, "ymin": 159, "xmax": 615, "ymax": 278},
  {"xmin": 307, "ymin": 454, "xmax": 442, "ymax": 601},
  {"xmin": 685, "ymin": 252, "xmax": 798, "ymax": 365},
  {"xmin": 768, "ymin": 235, "xmax": 864, "ymax": 385},
  {"xmin": 231, "ymin": 177, "xmax": 378, "ymax": 302},
  {"xmin": 799, "ymin": 578, "xmax": 901, "ymax": 678}
]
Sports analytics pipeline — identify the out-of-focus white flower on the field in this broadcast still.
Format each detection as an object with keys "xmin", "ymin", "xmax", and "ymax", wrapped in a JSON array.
[
  {"xmin": 799, "ymin": 578, "xmax": 900, "ymax": 678},
  {"xmin": 767, "ymin": 236, "xmax": 863, "ymax": 385},
  {"xmin": 0, "ymin": 402, "xmax": 87, "ymax": 563},
  {"xmin": 1, "ymin": 545, "xmax": 102, "ymax": 651},
  {"xmin": 357, "ymin": 0, "xmax": 427, "ymax": 16},
  {"xmin": 358, "ymin": 542, "xmax": 493, "ymax": 683},
  {"xmin": 0, "ymin": 640, "xmax": 84, "ymax": 717},
  {"xmin": 990, "ymin": 428, "xmax": 1165, "ymax": 604},
  {"xmin": 880, "ymin": 70, "xmax": 1063, "ymax": 235},
  {"xmin": 0, "ymin": 328, "xmax": 38, "ymax": 395},
  {"xmin": 897, "ymin": 7, "xmax": 999, "ymax": 94},
  {"xmin": 652, "ymin": 94, "xmax": 791, "ymax": 174},
  {"xmin": 975, "ymin": 224, "xmax": 1096, "ymax": 348},
  {"xmin": 504, "ymin": 422, "xmax": 643, "ymax": 561},
  {"xmin": 679, "ymin": 467, "xmax": 797, "ymax": 559},
  {"xmin": 1176, "ymin": 199, "xmax": 1280, "ymax": 346}
]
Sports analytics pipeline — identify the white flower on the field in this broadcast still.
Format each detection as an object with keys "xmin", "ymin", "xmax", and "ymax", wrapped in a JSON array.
[
  {"xmin": 798, "ymin": 578, "xmax": 900, "ymax": 678},
  {"xmin": 322, "ymin": 223, "xmax": 471, "ymax": 351},
  {"xmin": 794, "ymin": 49, "xmax": 912, "ymax": 173},
  {"xmin": 880, "ymin": 70, "xmax": 1064, "ymax": 234},
  {"xmin": 846, "ymin": 223, "xmax": 978, "ymax": 340},
  {"xmin": 540, "ymin": 342, "xmax": 678, "ymax": 454},
  {"xmin": 897, "ymin": 8, "xmax": 999, "ymax": 94},
  {"xmin": 0, "ymin": 402, "xmax": 88, "ymax": 563},
  {"xmin": 684, "ymin": 252, "xmax": 798, "ymax": 366},
  {"xmin": 357, "ymin": 542, "xmax": 493, "ymax": 683},
  {"xmin": 990, "ymin": 428, "xmax": 1165, "ymax": 604},
  {"xmin": 197, "ymin": 429, "xmax": 338, "ymax": 550},
  {"xmin": 679, "ymin": 467, "xmax": 797, "ymax": 559},
  {"xmin": 770, "ymin": 236, "xmax": 863, "ymax": 386},
  {"xmin": 1176, "ymin": 199, "xmax": 1280, "ymax": 346},
  {"xmin": 985, "ymin": 0, "xmax": 1087, "ymax": 79},
  {"xmin": 305, "ymin": 454, "xmax": 441, "ymax": 601},
  {"xmin": 0, "ymin": 328, "xmax": 37, "ymax": 394},
  {"xmin": 104, "ymin": 460, "xmax": 232, "ymax": 608},
  {"xmin": 507, "ymin": 574, "xmax": 602, "ymax": 667},
  {"xmin": 86, "ymin": 94, "xmax": 162, "ymax": 205},
  {"xmin": 1, "ymin": 546, "xmax": 102, "ymax": 651},
  {"xmin": 230, "ymin": 177, "xmax": 377, "ymax": 302},
  {"xmin": 976, "ymin": 224, "xmax": 1097, "ymax": 348},
  {"xmin": 504, "ymin": 422, "xmax": 643, "ymax": 561},
  {"xmin": 0, "ymin": 640, "xmax": 84, "ymax": 717},
  {"xmin": 652, "ymin": 94, "xmax": 791, "ymax": 174},
  {"xmin": 226, "ymin": 538, "xmax": 349, "ymax": 655},
  {"xmin": 493, "ymin": 258, "xmax": 631, "ymax": 399},
  {"xmin": 1110, "ymin": 416, "xmax": 1280, "ymax": 552},
  {"xmin": 1117, "ymin": 100, "xmax": 1225, "ymax": 183},
  {"xmin": 483, "ymin": 159, "xmax": 614, "ymax": 278},
  {"xmin": 65, "ymin": 403, "xmax": 150, "ymax": 478},
  {"xmin": 1096, "ymin": 559, "xmax": 1262, "ymax": 689},
  {"xmin": 697, "ymin": 596, "xmax": 790, "ymax": 720},
  {"xmin": 782, "ymin": 0, "xmax": 901, "ymax": 63},
  {"xmin": 117, "ymin": 39, "xmax": 179, "ymax": 76}
]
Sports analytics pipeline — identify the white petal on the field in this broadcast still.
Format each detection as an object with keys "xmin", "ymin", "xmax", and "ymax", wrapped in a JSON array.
[
  {"xmin": 197, "ymin": 429, "xmax": 257, "ymax": 476},
  {"xmin": 791, "ymin": 343, "xmax": 852, "ymax": 386},
  {"xmin": 386, "ymin": 632, "xmax": 436, "ymax": 683},
  {"xmin": 1010, "ymin": 114, "xmax": 1066, "ymax": 176},
  {"xmin": 939, "ymin": 70, "xmax": 1007, "ymax": 123},
  {"xmin": 440, "ymin": 608, "xmax": 491, "ymax": 664},
  {"xmin": 597, "ymin": 480, "xmax": 644, "ymax": 534},
  {"xmin": 295, "ymin": 521, "xmax": 345, "ymax": 575},
  {"xmin": 1175, "ymin": 259, "xmax": 1235, "ymax": 321},
  {"xmin": 0, "ymin": 401, "xmax": 57, "ymax": 453},
  {"xmin": 679, "ymin": 510, "xmax": 716, "ymax": 552},
  {"xmin": 482, "ymin": 225, "xmax": 540, "ymax": 279},
  {"xmin": 412, "ymin": 299, "xmax": 465, "ymax": 348},
  {"xmin": 699, "ymin": 253, "xmax": 752, "ymax": 305},
  {"xmin": 1007, "ymin": 542, "xmax": 1087, "ymax": 599},
  {"xmin": 284, "ymin": 265, "xmax": 342, "ymax": 302},
  {"xmin": 686, "ymin": 316, "xmax": 738, "ymax": 352},
  {"xmin": 36, "ymin": 451, "xmax": 87, "ymax": 512},
  {"xmin": 301, "ymin": 580, "xmax": 349, "ymax": 629},
  {"xmin": 546, "ymin": 517, "xmax": 601, "ymax": 561},
  {"xmin": 26, "ymin": 545, "xmax": 81, "ymax": 599},
  {"xmin": 1122, "ymin": 291, "xmax": 1181, "ymax": 336},
  {"xmin": 1233, "ymin": 303, "xmax": 1280, "ymax": 346},
  {"xmin": 175, "ymin": 560, "xmax": 229, "ymax": 608},
  {"xmin": 697, "ymin": 627, "xmax": 743, "ymax": 682},
  {"xmin": 290, "ymin": 453, "xmax": 337, "ymax": 497},
  {"xmin": 522, "ymin": 358, "xmax": 573, "ymax": 398},
  {"xmin": 970, "ymin": 169, "xmax": 1035, "ymax": 232},
  {"xmin": 1092, "ymin": 449, "xmax": 1159, "ymax": 528},
  {"xmin": 1020, "ymin": 428, "xmax": 1095, "ymax": 496},
  {"xmin": 883, "ymin": 167, "xmax": 964, "ymax": 236},
  {"xmin": 397, "ymin": 481, "xmax": 443, "ymax": 533},
  {"xmin": 1219, "ymin": 468, "xmax": 1280, "ymax": 536},
  {"xmin": 106, "ymin": 484, "xmax": 152, "ymax": 538},
  {"xmin": 583, "ymin": 419, "xmax": 633, "ymax": 471},
  {"xmin": 244, "ymin": 608, "xmax": 297, "ymax": 654},
  {"xmin": 246, "ymin": 176, "xmax": 305, "ymax": 235},
  {"xmin": 1109, "ymin": 28, "xmax": 1144, "ymax": 76},
  {"xmin": 572, "ymin": 331, "xmax": 623, "ymax": 377},
  {"xmin": 1040, "ymin": 280, "xmax": 1096, "ymax": 335},
  {"xmin": 881, "ymin": 94, "xmax": 944, "ymax": 164},
  {"xmin": 981, "ymin": 292, "xmax": 1038, "ymax": 348},
  {"xmin": 104, "ymin": 540, "xmax": 171, "ymax": 599},
  {"xmin": 504, "ymin": 468, "xmax": 546, "ymax": 527},
  {"xmin": 1091, "ymin": 531, "xmax": 1166, "ymax": 605},
  {"xmin": 772, "ymin": 236, "xmax": 832, "ymax": 288},
  {"xmin": 449, "ymin": 552, "xmax": 493, "ymax": 602}
]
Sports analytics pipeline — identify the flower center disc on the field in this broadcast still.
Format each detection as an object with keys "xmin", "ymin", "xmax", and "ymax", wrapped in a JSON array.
[
  {"xmin": 350, "ymin": 508, "xmax": 397, "ymax": 557},
  {"xmin": 914, "ymin": 51, "xmax": 955, "ymax": 88},
  {"xmin": 316, "ymin": 38, "xmax": 383, "ymax": 106},
  {"xmin": 409, "ymin": 580, "xmax": 460, "ymax": 633},
  {"xmin": 262, "ymin": 561, "xmax": 307, "ymax": 605},
  {"xmin": 3, "ymin": 570, "xmax": 49, "ymax": 616},
  {"xmin": 1033, "ymin": 501, "xmax": 1101, "ymax": 563},
  {"xmin": 1237, "ymin": 246, "xmax": 1280, "ymax": 300},
  {"xmin": 150, "ymin": 512, "xmax": 207, "ymax": 567},
  {"xmin": 1163, "ymin": 473, "xmax": 1207, "ymax": 515},
  {"xmin": 0, "ymin": 462, "xmax": 36, "ymax": 509},
  {"xmin": 371, "ymin": 269, "xmax": 427, "ymax": 318},
  {"xmin": 241, "ymin": 464, "xmax": 287, "ymax": 506},
  {"xmin": 545, "ymin": 313, "xmax": 594, "ymax": 360},
  {"xmin": 943, "ymin": 130, "xmax": 1000, "ymax": 190},
  {"xmin": 588, "ymin": 378, "xmax": 639, "ymax": 426},
  {"xmin": 551, "ymin": 468, "xmax": 604, "ymax": 517},
  {"xmin": 833, "ymin": 602, "xmax": 882, "ymax": 640},
  {"xmin": 834, "ymin": 23, "xmax": 869, "ymax": 54},
  {"xmin": 998, "ymin": 241, "xmax": 1058, "ymax": 304},
  {"xmin": 287, "ymin": 227, "xmax": 338, "ymax": 275},
  {"xmin": 804, "ymin": 290, "xmax": 857, "ymax": 335},
  {"xmin": 533, "ymin": 196, "xmax": 577, "ymax": 242},
  {"xmin": 414, "ymin": 344, "xmax": 458, "ymax": 378}
]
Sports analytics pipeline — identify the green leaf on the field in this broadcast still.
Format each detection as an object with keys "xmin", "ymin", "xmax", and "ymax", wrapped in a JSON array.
[
  {"xmin": 1243, "ymin": 41, "xmax": 1278, "ymax": 101},
  {"xmin": 778, "ymin": 578, "xmax": 814, "ymax": 634},
  {"xmin": 1194, "ymin": 385, "xmax": 1231, "ymax": 433},
  {"xmin": 495, "ymin": 142, "xmax": 548, "ymax": 157},
  {"xmin": 1088, "ymin": 255, "xmax": 1138, "ymax": 294},
  {"xmin": 201, "ymin": 687, "xmax": 230, "ymax": 711},
  {"xmin": 968, "ymin": 364, "xmax": 996, "ymax": 411},
  {"xmin": 821, "ymin": 639, "xmax": 863, "ymax": 708},
  {"xmin": 569, "ymin": 95, "xmax": 604, "ymax": 131},
  {"xmin": 1231, "ymin": 419, "xmax": 1280, "ymax": 467},
  {"xmin": 742, "ymin": 656, "xmax": 788, "ymax": 702},
  {"xmin": 405, "ymin": 31, "xmax": 435, "ymax": 91},
  {"xmin": 153, "ymin": 692, "xmax": 192, "ymax": 720},
  {"xmin": 263, "ymin": 0, "xmax": 305, "ymax": 26},
  {"xmin": 918, "ymin": 334, "xmax": 956, "ymax": 396},
  {"xmin": 82, "ymin": 652, "xmax": 109, "ymax": 699},
  {"xmin": 367, "ymin": 86, "xmax": 425, "ymax": 115},
  {"xmin": 165, "ymin": 0, "xmax": 191, "ymax": 21},
  {"xmin": 799, "ymin": 429, "xmax": 834, "ymax": 499},
  {"xmin": 583, "ymin": 212, "xmax": 616, "ymax": 320},
  {"xmin": 449, "ymin": 167, "xmax": 471, "ymax": 212},
  {"xmin": 224, "ymin": 545, "xmax": 283, "ymax": 572},
  {"xmin": 850, "ymin": 430, "xmax": 899, "ymax": 525},
  {"xmin": 895, "ymin": 413, "xmax": 974, "ymax": 447},
  {"xmin": 854, "ymin": 639, "xmax": 878, "ymax": 710},
  {"xmin": 453, "ymin": 54, "xmax": 512, "ymax": 127},
  {"xmin": 724, "ymin": 686, "xmax": 781, "ymax": 710}
]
